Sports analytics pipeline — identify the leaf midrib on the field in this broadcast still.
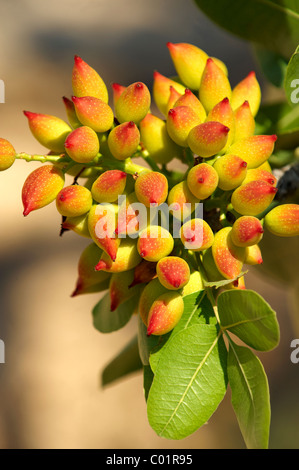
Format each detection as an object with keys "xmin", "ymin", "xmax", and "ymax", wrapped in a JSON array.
[
  {"xmin": 257, "ymin": 0, "xmax": 299, "ymax": 21},
  {"xmin": 222, "ymin": 312, "xmax": 275, "ymax": 330}
]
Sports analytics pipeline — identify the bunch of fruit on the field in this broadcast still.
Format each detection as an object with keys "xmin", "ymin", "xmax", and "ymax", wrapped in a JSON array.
[{"xmin": 1, "ymin": 42, "xmax": 299, "ymax": 341}]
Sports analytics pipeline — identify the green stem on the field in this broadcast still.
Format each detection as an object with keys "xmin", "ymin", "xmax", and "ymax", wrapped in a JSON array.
[{"xmin": 15, "ymin": 152, "xmax": 67, "ymax": 164}]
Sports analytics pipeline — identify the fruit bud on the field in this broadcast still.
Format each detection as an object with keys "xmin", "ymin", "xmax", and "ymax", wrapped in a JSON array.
[
  {"xmin": 156, "ymin": 256, "xmax": 190, "ymax": 290},
  {"xmin": 72, "ymin": 55, "xmax": 108, "ymax": 103},
  {"xmin": 213, "ymin": 154, "xmax": 247, "ymax": 191},
  {"xmin": 233, "ymin": 101, "xmax": 255, "ymax": 142},
  {"xmin": 139, "ymin": 113, "xmax": 182, "ymax": 164},
  {"xmin": 228, "ymin": 135, "xmax": 277, "ymax": 169},
  {"xmin": 138, "ymin": 277, "xmax": 168, "ymax": 325},
  {"xmin": 111, "ymin": 83, "xmax": 126, "ymax": 109},
  {"xmin": 147, "ymin": 291, "xmax": 184, "ymax": 336},
  {"xmin": 231, "ymin": 181, "xmax": 277, "ymax": 216},
  {"xmin": 167, "ymin": 42, "xmax": 209, "ymax": 90},
  {"xmin": 166, "ymin": 86, "xmax": 183, "ymax": 113},
  {"xmin": 181, "ymin": 270, "xmax": 204, "ymax": 296},
  {"xmin": 95, "ymin": 238, "xmax": 141, "ymax": 273},
  {"xmin": 62, "ymin": 96, "xmax": 81, "ymax": 129},
  {"xmin": 231, "ymin": 71, "xmax": 261, "ymax": 117},
  {"xmin": 88, "ymin": 203, "xmax": 119, "ymax": 261},
  {"xmin": 230, "ymin": 216, "xmax": 264, "ymax": 247},
  {"xmin": 180, "ymin": 218, "xmax": 214, "ymax": 251},
  {"xmin": 56, "ymin": 185, "xmax": 93, "ymax": 218},
  {"xmin": 23, "ymin": 111, "xmax": 71, "ymax": 153},
  {"xmin": 107, "ymin": 121, "xmax": 140, "ymax": 161},
  {"xmin": 153, "ymin": 71, "xmax": 186, "ymax": 116},
  {"xmin": 206, "ymin": 97, "xmax": 235, "ymax": 151},
  {"xmin": 167, "ymin": 106, "xmax": 201, "ymax": 147},
  {"xmin": 64, "ymin": 126, "xmax": 100, "ymax": 163},
  {"xmin": 244, "ymin": 244, "xmax": 263, "ymax": 265},
  {"xmin": 173, "ymin": 89, "xmax": 207, "ymax": 122},
  {"xmin": 187, "ymin": 163, "xmax": 219, "ymax": 199},
  {"xmin": 62, "ymin": 213, "xmax": 91, "ymax": 238},
  {"xmin": 135, "ymin": 170, "xmax": 168, "ymax": 207},
  {"xmin": 71, "ymin": 243, "xmax": 110, "ymax": 297},
  {"xmin": 0, "ymin": 138, "xmax": 16, "ymax": 171},
  {"xmin": 137, "ymin": 225, "xmax": 174, "ymax": 262},
  {"xmin": 199, "ymin": 58, "xmax": 232, "ymax": 113},
  {"xmin": 187, "ymin": 121, "xmax": 230, "ymax": 157},
  {"xmin": 264, "ymin": 204, "xmax": 299, "ymax": 237},
  {"xmin": 167, "ymin": 180, "xmax": 199, "ymax": 221},
  {"xmin": 212, "ymin": 227, "xmax": 246, "ymax": 279},
  {"xmin": 129, "ymin": 260, "xmax": 157, "ymax": 287},
  {"xmin": 91, "ymin": 170, "xmax": 127, "ymax": 203},
  {"xmin": 109, "ymin": 270, "xmax": 139, "ymax": 311},
  {"xmin": 242, "ymin": 168, "xmax": 277, "ymax": 186},
  {"xmin": 72, "ymin": 96, "xmax": 114, "ymax": 133},
  {"xmin": 22, "ymin": 164, "xmax": 65, "ymax": 216},
  {"xmin": 115, "ymin": 82, "xmax": 151, "ymax": 125}
]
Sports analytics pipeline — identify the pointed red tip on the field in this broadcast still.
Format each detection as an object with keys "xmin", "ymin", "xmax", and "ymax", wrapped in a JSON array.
[
  {"xmin": 258, "ymin": 227, "xmax": 264, "ymax": 234},
  {"xmin": 128, "ymin": 121, "xmax": 135, "ymax": 128},
  {"xmin": 223, "ymin": 126, "xmax": 230, "ymax": 134},
  {"xmin": 146, "ymin": 324, "xmax": 154, "ymax": 336},
  {"xmin": 110, "ymin": 298, "xmax": 119, "ymax": 312},
  {"xmin": 242, "ymin": 100, "xmax": 249, "ymax": 107},
  {"xmin": 23, "ymin": 110, "xmax": 35, "ymax": 119},
  {"xmin": 271, "ymin": 134, "xmax": 277, "ymax": 142},
  {"xmin": 140, "ymin": 252, "xmax": 146, "ymax": 258},
  {"xmin": 241, "ymin": 161, "xmax": 247, "ymax": 168},
  {"xmin": 23, "ymin": 206, "xmax": 32, "ymax": 216},
  {"xmin": 248, "ymin": 71, "xmax": 256, "ymax": 78},
  {"xmin": 168, "ymin": 108, "xmax": 175, "ymax": 116},
  {"xmin": 166, "ymin": 42, "xmax": 173, "ymax": 49},
  {"xmin": 71, "ymin": 96, "xmax": 79, "ymax": 103},
  {"xmin": 198, "ymin": 177, "xmax": 204, "ymax": 184},
  {"xmin": 222, "ymin": 97, "xmax": 229, "ymax": 103},
  {"xmin": 135, "ymin": 82, "xmax": 143, "ymax": 90},
  {"xmin": 270, "ymin": 186, "xmax": 278, "ymax": 194},
  {"xmin": 153, "ymin": 70, "xmax": 161, "ymax": 80},
  {"xmin": 207, "ymin": 58, "xmax": 214, "ymax": 65},
  {"xmin": 74, "ymin": 55, "xmax": 83, "ymax": 65},
  {"xmin": 71, "ymin": 284, "xmax": 81, "ymax": 297},
  {"xmin": 95, "ymin": 260, "xmax": 107, "ymax": 271}
]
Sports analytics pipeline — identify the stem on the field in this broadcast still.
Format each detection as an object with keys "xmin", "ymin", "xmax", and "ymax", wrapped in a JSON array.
[
  {"xmin": 195, "ymin": 252, "xmax": 221, "ymax": 325},
  {"xmin": 15, "ymin": 152, "xmax": 68, "ymax": 164}
]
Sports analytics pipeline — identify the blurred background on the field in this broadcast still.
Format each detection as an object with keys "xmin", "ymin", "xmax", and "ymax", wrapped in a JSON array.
[{"xmin": 0, "ymin": 0, "xmax": 298, "ymax": 449}]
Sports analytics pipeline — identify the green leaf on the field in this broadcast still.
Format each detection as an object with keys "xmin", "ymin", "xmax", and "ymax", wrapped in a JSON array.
[
  {"xmin": 217, "ymin": 289, "xmax": 280, "ymax": 351},
  {"xmin": 147, "ymin": 324, "xmax": 227, "ymax": 440},
  {"xmin": 193, "ymin": 0, "xmax": 299, "ymax": 58},
  {"xmin": 92, "ymin": 291, "xmax": 139, "ymax": 333},
  {"xmin": 101, "ymin": 336, "xmax": 142, "ymax": 387},
  {"xmin": 149, "ymin": 290, "xmax": 216, "ymax": 373},
  {"xmin": 255, "ymin": 101, "xmax": 299, "ymax": 135},
  {"xmin": 284, "ymin": 45, "xmax": 299, "ymax": 106},
  {"xmin": 143, "ymin": 365, "xmax": 154, "ymax": 402},
  {"xmin": 254, "ymin": 46, "xmax": 288, "ymax": 88},
  {"xmin": 228, "ymin": 340, "xmax": 270, "ymax": 449},
  {"xmin": 203, "ymin": 271, "xmax": 248, "ymax": 289}
]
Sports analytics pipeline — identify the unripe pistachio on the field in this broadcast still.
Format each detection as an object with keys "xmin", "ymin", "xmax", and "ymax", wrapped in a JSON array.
[
  {"xmin": 139, "ymin": 113, "xmax": 182, "ymax": 164},
  {"xmin": 88, "ymin": 203, "xmax": 119, "ymax": 261},
  {"xmin": 23, "ymin": 111, "xmax": 71, "ymax": 153},
  {"xmin": 199, "ymin": 58, "xmax": 232, "ymax": 113},
  {"xmin": 231, "ymin": 71, "xmax": 261, "ymax": 117},
  {"xmin": 107, "ymin": 121, "xmax": 140, "ymax": 161},
  {"xmin": 95, "ymin": 238, "xmax": 141, "ymax": 273},
  {"xmin": 231, "ymin": 181, "xmax": 277, "ymax": 216},
  {"xmin": 152, "ymin": 71, "xmax": 186, "ymax": 116},
  {"xmin": 147, "ymin": 291, "xmax": 184, "ymax": 336},
  {"xmin": 167, "ymin": 106, "xmax": 201, "ymax": 147},
  {"xmin": 91, "ymin": 170, "xmax": 127, "ymax": 203},
  {"xmin": 167, "ymin": 42, "xmax": 209, "ymax": 90},
  {"xmin": 244, "ymin": 244, "xmax": 263, "ymax": 265},
  {"xmin": 135, "ymin": 170, "xmax": 168, "ymax": 207},
  {"xmin": 242, "ymin": 168, "xmax": 277, "ymax": 186},
  {"xmin": 64, "ymin": 126, "xmax": 100, "ymax": 163},
  {"xmin": 129, "ymin": 259, "xmax": 157, "ymax": 288},
  {"xmin": 187, "ymin": 163, "xmax": 219, "ymax": 199},
  {"xmin": 111, "ymin": 83, "xmax": 126, "ymax": 109},
  {"xmin": 168, "ymin": 180, "xmax": 199, "ymax": 221},
  {"xmin": 156, "ymin": 256, "xmax": 190, "ymax": 290},
  {"xmin": 22, "ymin": 164, "xmax": 65, "ymax": 216},
  {"xmin": 71, "ymin": 242, "xmax": 110, "ymax": 297},
  {"xmin": 166, "ymin": 86, "xmax": 183, "ymax": 113},
  {"xmin": 180, "ymin": 218, "xmax": 214, "ymax": 251},
  {"xmin": 231, "ymin": 216, "xmax": 264, "ymax": 247},
  {"xmin": 202, "ymin": 248, "xmax": 225, "ymax": 282},
  {"xmin": 0, "ymin": 138, "xmax": 16, "ymax": 171},
  {"xmin": 206, "ymin": 97, "xmax": 235, "ymax": 151},
  {"xmin": 72, "ymin": 96, "xmax": 114, "ymax": 133},
  {"xmin": 109, "ymin": 269, "xmax": 139, "ymax": 311},
  {"xmin": 233, "ymin": 101, "xmax": 255, "ymax": 142},
  {"xmin": 138, "ymin": 277, "xmax": 168, "ymax": 325},
  {"xmin": 56, "ymin": 185, "xmax": 92, "ymax": 218},
  {"xmin": 137, "ymin": 225, "xmax": 174, "ymax": 262},
  {"xmin": 62, "ymin": 213, "xmax": 91, "ymax": 238},
  {"xmin": 62, "ymin": 96, "xmax": 81, "ymax": 129},
  {"xmin": 173, "ymin": 89, "xmax": 207, "ymax": 122},
  {"xmin": 115, "ymin": 82, "xmax": 151, "ymax": 125},
  {"xmin": 72, "ymin": 55, "xmax": 108, "ymax": 103},
  {"xmin": 181, "ymin": 270, "xmax": 203, "ymax": 296},
  {"xmin": 187, "ymin": 121, "xmax": 230, "ymax": 157},
  {"xmin": 213, "ymin": 154, "xmax": 247, "ymax": 191},
  {"xmin": 228, "ymin": 135, "xmax": 277, "ymax": 169},
  {"xmin": 264, "ymin": 204, "xmax": 299, "ymax": 237},
  {"xmin": 212, "ymin": 227, "xmax": 246, "ymax": 279}
]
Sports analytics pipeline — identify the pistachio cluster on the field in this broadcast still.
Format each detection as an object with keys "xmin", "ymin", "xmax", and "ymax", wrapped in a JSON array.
[{"xmin": 1, "ymin": 42, "xmax": 299, "ymax": 337}]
